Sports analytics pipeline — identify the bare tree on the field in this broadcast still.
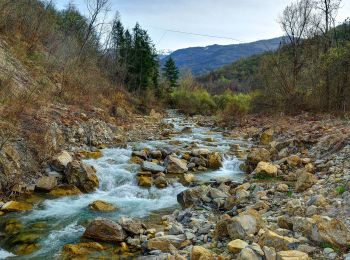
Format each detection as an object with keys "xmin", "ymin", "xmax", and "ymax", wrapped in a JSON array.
[{"xmin": 279, "ymin": 0, "xmax": 314, "ymax": 88}]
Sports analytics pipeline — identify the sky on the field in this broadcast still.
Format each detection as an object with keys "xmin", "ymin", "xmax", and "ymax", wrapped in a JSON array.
[{"xmin": 55, "ymin": 0, "xmax": 350, "ymax": 51}]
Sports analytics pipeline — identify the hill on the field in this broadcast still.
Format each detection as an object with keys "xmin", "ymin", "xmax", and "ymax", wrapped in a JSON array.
[{"xmin": 161, "ymin": 37, "xmax": 283, "ymax": 75}]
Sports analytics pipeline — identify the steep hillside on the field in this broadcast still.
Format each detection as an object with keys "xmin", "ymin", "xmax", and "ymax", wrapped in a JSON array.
[{"xmin": 162, "ymin": 37, "xmax": 282, "ymax": 75}]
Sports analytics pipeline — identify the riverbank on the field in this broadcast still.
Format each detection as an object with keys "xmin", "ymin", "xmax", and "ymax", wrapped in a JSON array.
[{"xmin": 1, "ymin": 111, "xmax": 350, "ymax": 259}]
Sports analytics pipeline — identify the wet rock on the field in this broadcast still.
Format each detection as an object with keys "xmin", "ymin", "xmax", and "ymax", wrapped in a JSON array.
[
  {"xmin": 192, "ymin": 148, "xmax": 210, "ymax": 157},
  {"xmin": 63, "ymin": 242, "xmax": 105, "ymax": 256},
  {"xmin": 35, "ymin": 176, "xmax": 57, "ymax": 191},
  {"xmin": 276, "ymin": 250, "xmax": 309, "ymax": 260},
  {"xmin": 260, "ymin": 129, "xmax": 274, "ymax": 145},
  {"xmin": 1, "ymin": 201, "xmax": 33, "ymax": 212},
  {"xmin": 65, "ymin": 160, "xmax": 99, "ymax": 193},
  {"xmin": 132, "ymin": 150, "xmax": 148, "ymax": 160},
  {"xmin": 181, "ymin": 127, "xmax": 192, "ymax": 133},
  {"xmin": 190, "ymin": 246, "xmax": 216, "ymax": 260},
  {"xmin": 154, "ymin": 176, "xmax": 168, "ymax": 188},
  {"xmin": 258, "ymin": 229, "xmax": 299, "ymax": 251},
  {"xmin": 119, "ymin": 217, "xmax": 143, "ymax": 235},
  {"xmin": 165, "ymin": 155, "xmax": 188, "ymax": 174},
  {"xmin": 79, "ymin": 150, "xmax": 103, "ymax": 159},
  {"xmin": 50, "ymin": 151, "xmax": 73, "ymax": 172},
  {"xmin": 207, "ymin": 152, "xmax": 222, "ymax": 169},
  {"xmin": 49, "ymin": 185, "xmax": 82, "ymax": 197},
  {"xmin": 150, "ymin": 150, "xmax": 163, "ymax": 160},
  {"xmin": 228, "ymin": 239, "xmax": 249, "ymax": 254},
  {"xmin": 295, "ymin": 171, "xmax": 317, "ymax": 192},
  {"xmin": 138, "ymin": 176, "xmax": 152, "ymax": 187},
  {"xmin": 254, "ymin": 162, "xmax": 278, "ymax": 177},
  {"xmin": 83, "ymin": 218, "xmax": 126, "ymax": 242},
  {"xmin": 142, "ymin": 161, "xmax": 165, "ymax": 173},
  {"xmin": 15, "ymin": 243, "xmax": 40, "ymax": 255},
  {"xmin": 130, "ymin": 156, "xmax": 144, "ymax": 165},
  {"xmin": 246, "ymin": 148, "xmax": 271, "ymax": 173},
  {"xmin": 183, "ymin": 174, "xmax": 195, "ymax": 185},
  {"xmin": 89, "ymin": 200, "xmax": 117, "ymax": 212}
]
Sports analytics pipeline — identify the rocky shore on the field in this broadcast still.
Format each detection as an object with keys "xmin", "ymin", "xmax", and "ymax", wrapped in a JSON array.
[{"xmin": 1, "ymin": 111, "xmax": 350, "ymax": 259}]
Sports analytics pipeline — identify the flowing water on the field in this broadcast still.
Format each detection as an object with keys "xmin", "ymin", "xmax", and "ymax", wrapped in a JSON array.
[{"xmin": 0, "ymin": 110, "xmax": 248, "ymax": 259}]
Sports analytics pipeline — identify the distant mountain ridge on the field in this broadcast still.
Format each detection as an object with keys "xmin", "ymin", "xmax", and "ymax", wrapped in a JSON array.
[{"xmin": 161, "ymin": 37, "xmax": 283, "ymax": 75}]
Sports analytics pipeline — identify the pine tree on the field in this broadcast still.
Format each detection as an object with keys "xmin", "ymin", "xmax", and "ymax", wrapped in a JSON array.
[{"xmin": 162, "ymin": 57, "xmax": 179, "ymax": 90}]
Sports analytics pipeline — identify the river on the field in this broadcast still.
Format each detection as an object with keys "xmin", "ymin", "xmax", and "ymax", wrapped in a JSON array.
[{"xmin": 0, "ymin": 110, "xmax": 248, "ymax": 259}]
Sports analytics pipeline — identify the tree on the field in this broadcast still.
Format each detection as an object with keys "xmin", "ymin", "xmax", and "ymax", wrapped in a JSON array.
[{"xmin": 162, "ymin": 57, "xmax": 179, "ymax": 90}]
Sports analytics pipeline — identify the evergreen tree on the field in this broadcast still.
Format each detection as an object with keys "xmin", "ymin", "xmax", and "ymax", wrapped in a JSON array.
[{"xmin": 162, "ymin": 57, "xmax": 179, "ymax": 89}]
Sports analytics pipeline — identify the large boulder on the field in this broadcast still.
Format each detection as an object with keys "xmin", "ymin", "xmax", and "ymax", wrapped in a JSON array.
[
  {"xmin": 83, "ymin": 218, "xmax": 126, "ymax": 242},
  {"xmin": 165, "ymin": 155, "xmax": 188, "ymax": 174},
  {"xmin": 192, "ymin": 148, "xmax": 210, "ymax": 157},
  {"xmin": 190, "ymin": 246, "xmax": 216, "ymax": 260},
  {"xmin": 310, "ymin": 215, "xmax": 350, "ymax": 247},
  {"xmin": 118, "ymin": 217, "xmax": 143, "ymax": 235},
  {"xmin": 246, "ymin": 148, "xmax": 271, "ymax": 173},
  {"xmin": 142, "ymin": 161, "xmax": 165, "ymax": 173},
  {"xmin": 177, "ymin": 186, "xmax": 211, "ymax": 208},
  {"xmin": 207, "ymin": 152, "xmax": 223, "ymax": 169},
  {"xmin": 254, "ymin": 162, "xmax": 278, "ymax": 177},
  {"xmin": 138, "ymin": 176, "xmax": 152, "ymax": 187},
  {"xmin": 89, "ymin": 200, "xmax": 117, "ymax": 212},
  {"xmin": 1, "ymin": 201, "xmax": 33, "ymax": 212},
  {"xmin": 65, "ymin": 160, "xmax": 99, "ymax": 193},
  {"xmin": 50, "ymin": 151, "xmax": 73, "ymax": 172},
  {"xmin": 35, "ymin": 176, "xmax": 57, "ymax": 191},
  {"xmin": 227, "ymin": 209, "xmax": 265, "ymax": 240},
  {"xmin": 295, "ymin": 171, "xmax": 317, "ymax": 192},
  {"xmin": 49, "ymin": 185, "xmax": 82, "ymax": 197},
  {"xmin": 258, "ymin": 229, "xmax": 299, "ymax": 251}
]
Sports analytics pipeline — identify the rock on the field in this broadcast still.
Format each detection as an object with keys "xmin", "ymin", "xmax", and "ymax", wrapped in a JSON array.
[
  {"xmin": 177, "ymin": 186, "xmax": 210, "ymax": 208},
  {"xmin": 295, "ymin": 171, "xmax": 317, "ymax": 192},
  {"xmin": 228, "ymin": 239, "xmax": 249, "ymax": 254},
  {"xmin": 63, "ymin": 242, "xmax": 105, "ymax": 256},
  {"xmin": 49, "ymin": 185, "xmax": 82, "ymax": 197},
  {"xmin": 190, "ymin": 246, "xmax": 216, "ymax": 260},
  {"xmin": 310, "ymin": 215, "xmax": 350, "ymax": 247},
  {"xmin": 154, "ymin": 176, "xmax": 168, "ymax": 188},
  {"xmin": 227, "ymin": 209, "xmax": 265, "ymax": 239},
  {"xmin": 238, "ymin": 247, "xmax": 262, "ymax": 260},
  {"xmin": 254, "ymin": 162, "xmax": 278, "ymax": 177},
  {"xmin": 1, "ymin": 201, "xmax": 33, "ymax": 212},
  {"xmin": 147, "ymin": 235, "xmax": 186, "ymax": 252},
  {"xmin": 165, "ymin": 155, "xmax": 188, "ymax": 174},
  {"xmin": 142, "ymin": 161, "xmax": 165, "ymax": 173},
  {"xmin": 260, "ymin": 129, "xmax": 274, "ymax": 145},
  {"xmin": 130, "ymin": 156, "xmax": 144, "ymax": 165},
  {"xmin": 181, "ymin": 127, "xmax": 192, "ymax": 133},
  {"xmin": 246, "ymin": 148, "xmax": 271, "ymax": 173},
  {"xmin": 35, "ymin": 176, "xmax": 57, "ymax": 191},
  {"xmin": 276, "ymin": 184, "xmax": 289, "ymax": 192},
  {"xmin": 276, "ymin": 250, "xmax": 309, "ymax": 260},
  {"xmin": 138, "ymin": 176, "xmax": 152, "ymax": 187},
  {"xmin": 118, "ymin": 217, "xmax": 143, "ymax": 235},
  {"xmin": 50, "ymin": 151, "xmax": 73, "ymax": 172},
  {"xmin": 79, "ymin": 150, "xmax": 103, "ymax": 159},
  {"xmin": 150, "ymin": 150, "xmax": 163, "ymax": 159},
  {"xmin": 192, "ymin": 148, "xmax": 210, "ymax": 157},
  {"xmin": 89, "ymin": 200, "xmax": 117, "ymax": 212},
  {"xmin": 286, "ymin": 199, "xmax": 305, "ymax": 216},
  {"xmin": 287, "ymin": 155, "xmax": 302, "ymax": 167},
  {"xmin": 169, "ymin": 223, "xmax": 184, "ymax": 235},
  {"xmin": 207, "ymin": 152, "xmax": 222, "ymax": 169},
  {"xmin": 183, "ymin": 174, "xmax": 195, "ymax": 184},
  {"xmin": 263, "ymin": 246, "xmax": 277, "ymax": 260},
  {"xmin": 132, "ymin": 150, "xmax": 148, "ymax": 160},
  {"xmin": 65, "ymin": 160, "xmax": 99, "ymax": 193},
  {"xmin": 83, "ymin": 218, "xmax": 126, "ymax": 242},
  {"xmin": 258, "ymin": 229, "xmax": 299, "ymax": 251}
]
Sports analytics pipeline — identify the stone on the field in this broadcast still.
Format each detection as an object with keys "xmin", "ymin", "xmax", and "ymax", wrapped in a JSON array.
[
  {"xmin": 190, "ymin": 246, "xmax": 216, "ymax": 260},
  {"xmin": 130, "ymin": 156, "xmax": 144, "ymax": 165},
  {"xmin": 255, "ymin": 162, "xmax": 278, "ymax": 177},
  {"xmin": 79, "ymin": 150, "xmax": 103, "ymax": 159},
  {"xmin": 295, "ymin": 171, "xmax": 317, "ymax": 192},
  {"xmin": 1, "ymin": 201, "xmax": 33, "ymax": 212},
  {"xmin": 142, "ymin": 161, "xmax": 165, "ymax": 173},
  {"xmin": 183, "ymin": 174, "xmax": 195, "ymax": 184},
  {"xmin": 165, "ymin": 155, "xmax": 188, "ymax": 174},
  {"xmin": 154, "ymin": 176, "xmax": 168, "ymax": 188},
  {"xmin": 227, "ymin": 209, "xmax": 265, "ymax": 239},
  {"xmin": 192, "ymin": 148, "xmax": 210, "ymax": 157},
  {"xmin": 263, "ymin": 246, "xmax": 276, "ymax": 260},
  {"xmin": 83, "ymin": 218, "xmax": 126, "ymax": 242},
  {"xmin": 35, "ymin": 176, "xmax": 57, "ymax": 191},
  {"xmin": 310, "ymin": 215, "xmax": 350, "ymax": 247},
  {"xmin": 63, "ymin": 242, "xmax": 105, "ymax": 255},
  {"xmin": 287, "ymin": 155, "xmax": 302, "ymax": 167},
  {"xmin": 118, "ymin": 217, "xmax": 143, "ymax": 235},
  {"xmin": 260, "ymin": 128, "xmax": 274, "ymax": 145},
  {"xmin": 65, "ymin": 160, "xmax": 99, "ymax": 193},
  {"xmin": 207, "ymin": 152, "xmax": 222, "ymax": 169},
  {"xmin": 276, "ymin": 184, "xmax": 289, "ymax": 192},
  {"xmin": 50, "ymin": 151, "xmax": 73, "ymax": 172},
  {"xmin": 138, "ymin": 176, "xmax": 152, "ymax": 187},
  {"xmin": 89, "ymin": 200, "xmax": 117, "ymax": 212},
  {"xmin": 181, "ymin": 127, "xmax": 192, "ymax": 133},
  {"xmin": 238, "ymin": 247, "xmax": 262, "ymax": 260},
  {"xmin": 246, "ymin": 148, "xmax": 271, "ymax": 173},
  {"xmin": 177, "ymin": 186, "xmax": 210, "ymax": 208},
  {"xmin": 276, "ymin": 250, "xmax": 309, "ymax": 260},
  {"xmin": 132, "ymin": 150, "xmax": 148, "ymax": 160},
  {"xmin": 49, "ymin": 185, "xmax": 82, "ymax": 197},
  {"xmin": 228, "ymin": 239, "xmax": 249, "ymax": 254},
  {"xmin": 286, "ymin": 199, "xmax": 305, "ymax": 216},
  {"xmin": 147, "ymin": 235, "xmax": 186, "ymax": 252},
  {"xmin": 169, "ymin": 223, "xmax": 184, "ymax": 235},
  {"xmin": 258, "ymin": 229, "xmax": 299, "ymax": 251}
]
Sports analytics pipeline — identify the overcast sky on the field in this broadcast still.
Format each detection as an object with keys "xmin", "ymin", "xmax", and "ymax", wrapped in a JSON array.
[{"xmin": 55, "ymin": 0, "xmax": 350, "ymax": 51}]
